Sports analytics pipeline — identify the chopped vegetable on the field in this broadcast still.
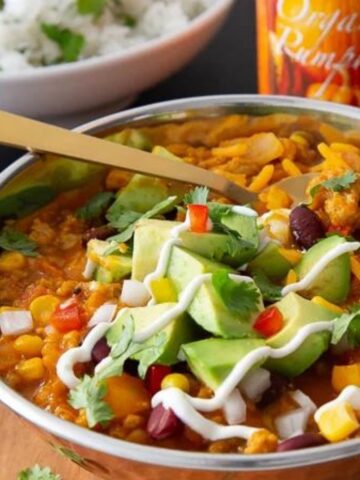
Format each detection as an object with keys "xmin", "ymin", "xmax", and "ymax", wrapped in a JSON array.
[
  {"xmin": 18, "ymin": 465, "xmax": 61, "ymax": 480},
  {"xmin": 253, "ymin": 307, "xmax": 283, "ymax": 337},
  {"xmin": 76, "ymin": 192, "xmax": 114, "ymax": 222},
  {"xmin": 331, "ymin": 306, "xmax": 360, "ymax": 347},
  {"xmin": 0, "ymin": 228, "xmax": 38, "ymax": 257},
  {"xmin": 41, "ymin": 24, "xmax": 85, "ymax": 63},
  {"xmin": 51, "ymin": 300, "xmax": 86, "ymax": 333},
  {"xmin": 0, "ymin": 310, "xmax": 33, "ymax": 336},
  {"xmin": 252, "ymin": 270, "xmax": 282, "ymax": 302},
  {"xmin": 317, "ymin": 401, "xmax": 360, "ymax": 442},
  {"xmin": 105, "ymin": 374, "xmax": 150, "ymax": 418},
  {"xmin": 30, "ymin": 295, "xmax": 60, "ymax": 327},
  {"xmin": 120, "ymin": 280, "xmax": 151, "ymax": 307},
  {"xmin": 77, "ymin": 0, "xmax": 106, "ymax": 16},
  {"xmin": 188, "ymin": 204, "xmax": 209, "ymax": 233},
  {"xmin": 332, "ymin": 364, "xmax": 360, "ymax": 393},
  {"xmin": 150, "ymin": 278, "xmax": 177, "ymax": 303},
  {"xmin": 184, "ymin": 186, "xmax": 209, "ymax": 206},
  {"xmin": 161, "ymin": 373, "xmax": 190, "ymax": 393},
  {"xmin": 145, "ymin": 365, "xmax": 172, "ymax": 397}
]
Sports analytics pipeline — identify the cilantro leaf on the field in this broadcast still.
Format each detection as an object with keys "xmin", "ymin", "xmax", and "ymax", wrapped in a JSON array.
[
  {"xmin": 109, "ymin": 316, "xmax": 135, "ymax": 357},
  {"xmin": 310, "ymin": 170, "xmax": 358, "ymax": 199},
  {"xmin": 76, "ymin": 192, "xmax": 115, "ymax": 222},
  {"xmin": 77, "ymin": 0, "xmax": 106, "ymax": 16},
  {"xmin": 106, "ymin": 204, "xmax": 141, "ymax": 230},
  {"xmin": 252, "ymin": 270, "xmax": 282, "ymax": 302},
  {"xmin": 212, "ymin": 269, "xmax": 260, "ymax": 317},
  {"xmin": 208, "ymin": 202, "xmax": 232, "ymax": 223},
  {"xmin": 0, "ymin": 228, "xmax": 38, "ymax": 257},
  {"xmin": 41, "ymin": 24, "xmax": 85, "ymax": 63},
  {"xmin": 184, "ymin": 187, "xmax": 209, "ymax": 205},
  {"xmin": 17, "ymin": 465, "xmax": 61, "ymax": 480},
  {"xmin": 68, "ymin": 375, "xmax": 114, "ymax": 428},
  {"xmin": 137, "ymin": 331, "xmax": 167, "ymax": 379},
  {"xmin": 331, "ymin": 306, "xmax": 360, "ymax": 347}
]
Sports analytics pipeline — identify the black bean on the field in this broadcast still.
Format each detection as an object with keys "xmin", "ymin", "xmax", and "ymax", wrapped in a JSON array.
[
  {"xmin": 91, "ymin": 337, "xmax": 111, "ymax": 365},
  {"xmin": 290, "ymin": 205, "xmax": 325, "ymax": 249},
  {"xmin": 147, "ymin": 404, "xmax": 182, "ymax": 440},
  {"xmin": 256, "ymin": 373, "xmax": 288, "ymax": 409},
  {"xmin": 277, "ymin": 433, "xmax": 327, "ymax": 452}
]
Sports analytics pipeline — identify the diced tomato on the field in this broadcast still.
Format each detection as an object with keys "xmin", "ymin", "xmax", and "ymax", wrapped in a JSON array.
[
  {"xmin": 145, "ymin": 364, "xmax": 172, "ymax": 397},
  {"xmin": 51, "ymin": 298, "xmax": 87, "ymax": 333},
  {"xmin": 328, "ymin": 225, "xmax": 352, "ymax": 237},
  {"xmin": 188, "ymin": 204, "xmax": 209, "ymax": 233},
  {"xmin": 253, "ymin": 307, "xmax": 284, "ymax": 338}
]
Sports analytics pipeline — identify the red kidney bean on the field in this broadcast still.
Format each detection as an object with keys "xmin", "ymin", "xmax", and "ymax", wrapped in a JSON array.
[
  {"xmin": 277, "ymin": 433, "xmax": 326, "ymax": 452},
  {"xmin": 91, "ymin": 337, "xmax": 111, "ymax": 365},
  {"xmin": 83, "ymin": 225, "xmax": 117, "ymax": 243},
  {"xmin": 290, "ymin": 205, "xmax": 325, "ymax": 249},
  {"xmin": 147, "ymin": 404, "xmax": 182, "ymax": 440}
]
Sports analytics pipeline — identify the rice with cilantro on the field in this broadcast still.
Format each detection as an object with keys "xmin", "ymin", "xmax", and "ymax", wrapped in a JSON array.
[{"xmin": 0, "ymin": 0, "xmax": 216, "ymax": 73}]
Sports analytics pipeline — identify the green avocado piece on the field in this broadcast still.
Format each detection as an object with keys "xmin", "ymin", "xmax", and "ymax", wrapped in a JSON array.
[
  {"xmin": 106, "ymin": 129, "xmax": 153, "ymax": 151},
  {"xmin": 249, "ymin": 242, "xmax": 292, "ymax": 281},
  {"xmin": 152, "ymin": 145, "xmax": 183, "ymax": 162},
  {"xmin": 106, "ymin": 303, "xmax": 197, "ymax": 365},
  {"xmin": 265, "ymin": 292, "xmax": 337, "ymax": 377},
  {"xmin": 95, "ymin": 255, "xmax": 132, "ymax": 283},
  {"xmin": 112, "ymin": 175, "xmax": 169, "ymax": 214},
  {"xmin": 294, "ymin": 235, "xmax": 351, "ymax": 304},
  {"xmin": 166, "ymin": 246, "xmax": 262, "ymax": 338},
  {"xmin": 182, "ymin": 338, "xmax": 266, "ymax": 390}
]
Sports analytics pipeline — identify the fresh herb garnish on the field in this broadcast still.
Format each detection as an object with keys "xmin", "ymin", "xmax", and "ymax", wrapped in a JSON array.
[
  {"xmin": 76, "ymin": 192, "xmax": 115, "ymax": 222},
  {"xmin": 252, "ymin": 270, "xmax": 282, "ymax": 302},
  {"xmin": 212, "ymin": 269, "xmax": 260, "ymax": 317},
  {"xmin": 122, "ymin": 14, "xmax": 136, "ymax": 27},
  {"xmin": 106, "ymin": 205, "xmax": 142, "ymax": 230},
  {"xmin": 331, "ymin": 305, "xmax": 360, "ymax": 347},
  {"xmin": 0, "ymin": 228, "xmax": 38, "ymax": 257},
  {"xmin": 184, "ymin": 186, "xmax": 209, "ymax": 205},
  {"xmin": 77, "ymin": 0, "xmax": 106, "ymax": 16},
  {"xmin": 17, "ymin": 465, "xmax": 61, "ymax": 480},
  {"xmin": 41, "ymin": 24, "xmax": 85, "ymax": 63},
  {"xmin": 310, "ymin": 170, "xmax": 358, "ymax": 199}
]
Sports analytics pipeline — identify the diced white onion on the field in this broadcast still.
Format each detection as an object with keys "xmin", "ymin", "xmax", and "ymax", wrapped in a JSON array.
[
  {"xmin": 222, "ymin": 388, "xmax": 247, "ymax": 425},
  {"xmin": 0, "ymin": 310, "xmax": 33, "ymax": 336},
  {"xmin": 89, "ymin": 281, "xmax": 99, "ymax": 292},
  {"xmin": 88, "ymin": 303, "xmax": 117, "ymax": 327},
  {"xmin": 83, "ymin": 258, "xmax": 97, "ymax": 280},
  {"xmin": 291, "ymin": 390, "xmax": 317, "ymax": 415},
  {"xmin": 240, "ymin": 368, "xmax": 271, "ymax": 402},
  {"xmin": 120, "ymin": 280, "xmax": 151, "ymax": 307},
  {"xmin": 275, "ymin": 409, "xmax": 308, "ymax": 439}
]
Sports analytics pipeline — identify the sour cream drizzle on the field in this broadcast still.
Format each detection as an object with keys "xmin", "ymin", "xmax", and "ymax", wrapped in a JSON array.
[
  {"xmin": 314, "ymin": 385, "xmax": 360, "ymax": 422},
  {"xmin": 282, "ymin": 242, "xmax": 360, "ymax": 296}
]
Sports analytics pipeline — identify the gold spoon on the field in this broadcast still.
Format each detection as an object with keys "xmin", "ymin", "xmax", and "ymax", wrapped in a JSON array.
[{"xmin": 0, "ymin": 110, "xmax": 315, "ymax": 205}]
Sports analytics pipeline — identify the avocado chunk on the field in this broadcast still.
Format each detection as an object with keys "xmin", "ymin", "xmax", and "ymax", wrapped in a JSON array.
[
  {"xmin": 106, "ymin": 129, "xmax": 153, "ymax": 151},
  {"xmin": 152, "ymin": 145, "xmax": 183, "ymax": 162},
  {"xmin": 87, "ymin": 239, "xmax": 132, "ymax": 282},
  {"xmin": 248, "ymin": 242, "xmax": 292, "ymax": 281},
  {"xmin": 182, "ymin": 338, "xmax": 266, "ymax": 390},
  {"xmin": 294, "ymin": 235, "xmax": 351, "ymax": 304},
  {"xmin": 131, "ymin": 218, "xmax": 255, "ymax": 281},
  {"xmin": 265, "ymin": 292, "xmax": 337, "ymax": 377},
  {"xmin": 166, "ymin": 246, "xmax": 262, "ymax": 338},
  {"xmin": 106, "ymin": 303, "xmax": 197, "ymax": 365}
]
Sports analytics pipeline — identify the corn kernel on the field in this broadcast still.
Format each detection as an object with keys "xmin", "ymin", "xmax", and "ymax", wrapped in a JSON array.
[
  {"xmin": 332, "ymin": 364, "xmax": 360, "ymax": 393},
  {"xmin": 317, "ymin": 402, "xmax": 359, "ymax": 442},
  {"xmin": 17, "ymin": 357, "xmax": 45, "ymax": 381},
  {"xmin": 311, "ymin": 296, "xmax": 344, "ymax": 315},
  {"xmin": 285, "ymin": 269, "xmax": 297, "ymax": 286},
  {"xmin": 278, "ymin": 248, "xmax": 302, "ymax": 265},
  {"xmin": 0, "ymin": 251, "xmax": 26, "ymax": 272},
  {"xmin": 150, "ymin": 278, "xmax": 177, "ymax": 303},
  {"xmin": 248, "ymin": 165, "xmax": 275, "ymax": 193},
  {"xmin": 13, "ymin": 335, "xmax": 43, "ymax": 357},
  {"xmin": 351, "ymin": 257, "xmax": 360, "ymax": 282},
  {"xmin": 281, "ymin": 158, "xmax": 302, "ymax": 177},
  {"xmin": 30, "ymin": 295, "xmax": 60, "ymax": 326},
  {"xmin": 161, "ymin": 373, "xmax": 190, "ymax": 393}
]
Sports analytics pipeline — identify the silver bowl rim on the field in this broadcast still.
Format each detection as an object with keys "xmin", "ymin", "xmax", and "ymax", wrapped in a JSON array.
[{"xmin": 1, "ymin": 94, "xmax": 360, "ymax": 472}]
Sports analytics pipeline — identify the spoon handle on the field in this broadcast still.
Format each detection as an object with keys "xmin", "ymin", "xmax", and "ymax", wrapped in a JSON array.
[{"xmin": 0, "ymin": 110, "xmax": 256, "ymax": 205}]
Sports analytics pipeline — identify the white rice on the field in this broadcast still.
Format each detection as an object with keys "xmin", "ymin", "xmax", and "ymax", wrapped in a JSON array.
[{"xmin": 0, "ymin": 0, "xmax": 216, "ymax": 73}]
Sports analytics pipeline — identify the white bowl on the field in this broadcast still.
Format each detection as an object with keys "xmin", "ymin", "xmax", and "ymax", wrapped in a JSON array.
[{"xmin": 0, "ymin": 0, "xmax": 233, "ymax": 119}]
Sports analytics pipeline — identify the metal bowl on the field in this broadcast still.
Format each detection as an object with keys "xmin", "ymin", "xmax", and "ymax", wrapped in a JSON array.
[{"xmin": 1, "ymin": 95, "xmax": 360, "ymax": 480}]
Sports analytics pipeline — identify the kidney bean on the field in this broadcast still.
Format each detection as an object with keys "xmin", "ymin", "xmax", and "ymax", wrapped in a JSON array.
[
  {"xmin": 91, "ymin": 337, "xmax": 111, "ymax": 365},
  {"xmin": 256, "ymin": 373, "xmax": 288, "ymax": 409},
  {"xmin": 147, "ymin": 404, "xmax": 182, "ymax": 440},
  {"xmin": 290, "ymin": 205, "xmax": 324, "ymax": 249},
  {"xmin": 277, "ymin": 433, "xmax": 327, "ymax": 452},
  {"xmin": 83, "ymin": 225, "xmax": 117, "ymax": 244}
]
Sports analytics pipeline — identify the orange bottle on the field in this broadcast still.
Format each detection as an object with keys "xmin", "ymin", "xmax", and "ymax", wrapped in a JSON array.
[{"xmin": 256, "ymin": 0, "xmax": 360, "ymax": 105}]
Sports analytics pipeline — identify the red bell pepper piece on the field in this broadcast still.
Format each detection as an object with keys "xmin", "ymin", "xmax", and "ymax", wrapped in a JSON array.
[
  {"xmin": 188, "ymin": 204, "xmax": 209, "ymax": 233},
  {"xmin": 51, "ymin": 299, "xmax": 87, "ymax": 333},
  {"xmin": 145, "ymin": 364, "xmax": 172, "ymax": 397},
  {"xmin": 253, "ymin": 307, "xmax": 284, "ymax": 338}
]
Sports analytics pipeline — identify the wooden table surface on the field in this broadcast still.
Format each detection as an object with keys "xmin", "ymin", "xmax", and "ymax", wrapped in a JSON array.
[{"xmin": 0, "ymin": 403, "xmax": 98, "ymax": 480}]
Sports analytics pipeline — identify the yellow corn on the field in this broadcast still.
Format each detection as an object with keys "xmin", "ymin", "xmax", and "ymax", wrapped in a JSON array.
[
  {"xmin": 285, "ymin": 269, "xmax": 297, "ymax": 286},
  {"xmin": 311, "ymin": 296, "xmax": 344, "ymax": 314},
  {"xmin": 351, "ymin": 256, "xmax": 360, "ymax": 282},
  {"xmin": 212, "ymin": 143, "xmax": 248, "ymax": 158},
  {"xmin": 332, "ymin": 364, "xmax": 360, "ymax": 393},
  {"xmin": 281, "ymin": 158, "xmax": 302, "ymax": 177},
  {"xmin": 248, "ymin": 165, "xmax": 275, "ymax": 193},
  {"xmin": 278, "ymin": 248, "xmax": 302, "ymax": 265},
  {"xmin": 17, "ymin": 358, "xmax": 45, "ymax": 382},
  {"xmin": 13, "ymin": 335, "xmax": 43, "ymax": 357},
  {"xmin": 317, "ymin": 402, "xmax": 359, "ymax": 442},
  {"xmin": 0, "ymin": 251, "xmax": 26, "ymax": 272},
  {"xmin": 161, "ymin": 373, "xmax": 191, "ymax": 393},
  {"xmin": 150, "ymin": 278, "xmax": 177, "ymax": 303},
  {"xmin": 30, "ymin": 295, "xmax": 60, "ymax": 327}
]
